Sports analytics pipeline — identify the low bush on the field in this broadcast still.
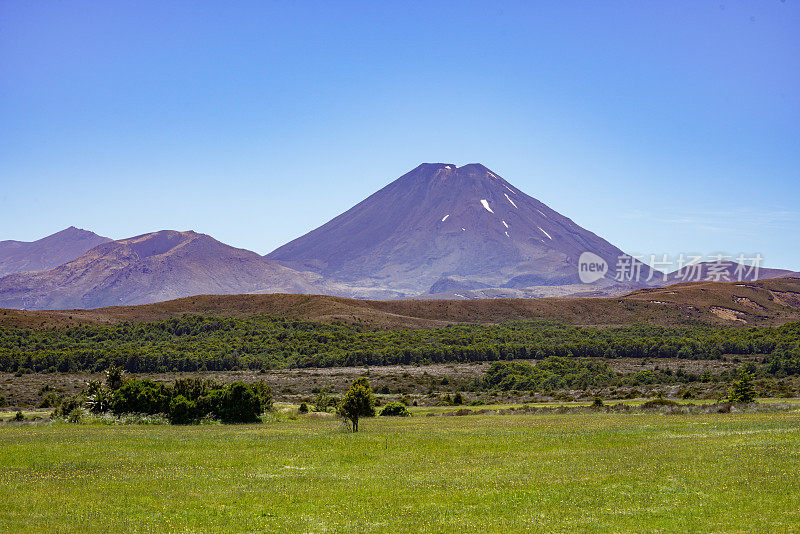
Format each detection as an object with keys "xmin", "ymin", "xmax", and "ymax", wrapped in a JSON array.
[
  {"xmin": 168, "ymin": 395, "xmax": 197, "ymax": 424},
  {"xmin": 91, "ymin": 378, "xmax": 273, "ymax": 424},
  {"xmin": 53, "ymin": 396, "xmax": 84, "ymax": 418},
  {"xmin": 66, "ymin": 408, "xmax": 86, "ymax": 424},
  {"xmin": 84, "ymin": 380, "xmax": 112, "ymax": 413},
  {"xmin": 199, "ymin": 382, "xmax": 268, "ymax": 423},
  {"xmin": 111, "ymin": 379, "xmax": 169, "ymax": 415},
  {"xmin": 482, "ymin": 357, "xmax": 616, "ymax": 392},
  {"xmin": 37, "ymin": 391, "xmax": 62, "ymax": 409},
  {"xmin": 105, "ymin": 365, "xmax": 127, "ymax": 390},
  {"xmin": 313, "ymin": 390, "xmax": 339, "ymax": 412},
  {"xmin": 380, "ymin": 402, "xmax": 410, "ymax": 417}
]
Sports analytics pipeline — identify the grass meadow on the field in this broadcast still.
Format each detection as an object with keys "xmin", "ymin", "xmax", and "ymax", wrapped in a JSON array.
[{"xmin": 1, "ymin": 411, "xmax": 799, "ymax": 533}]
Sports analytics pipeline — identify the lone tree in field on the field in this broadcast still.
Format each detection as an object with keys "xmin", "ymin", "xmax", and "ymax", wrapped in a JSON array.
[
  {"xmin": 339, "ymin": 377, "xmax": 375, "ymax": 432},
  {"xmin": 728, "ymin": 369, "xmax": 757, "ymax": 404}
]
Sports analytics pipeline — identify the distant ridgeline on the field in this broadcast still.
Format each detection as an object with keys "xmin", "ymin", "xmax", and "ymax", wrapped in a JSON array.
[{"xmin": 1, "ymin": 315, "xmax": 799, "ymax": 377}]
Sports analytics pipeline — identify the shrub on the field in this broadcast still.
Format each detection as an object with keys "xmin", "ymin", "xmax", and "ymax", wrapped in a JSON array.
[
  {"xmin": 250, "ymin": 381, "xmax": 274, "ymax": 413},
  {"xmin": 313, "ymin": 390, "xmax": 337, "ymax": 412},
  {"xmin": 173, "ymin": 377, "xmax": 216, "ymax": 400},
  {"xmin": 592, "ymin": 397, "xmax": 604, "ymax": 407},
  {"xmin": 728, "ymin": 369, "xmax": 757, "ymax": 404},
  {"xmin": 106, "ymin": 378, "xmax": 271, "ymax": 424},
  {"xmin": 0, "ymin": 395, "xmax": 5, "ymax": 408},
  {"xmin": 105, "ymin": 365, "xmax": 126, "ymax": 390},
  {"xmin": 111, "ymin": 379, "xmax": 170, "ymax": 415},
  {"xmin": 198, "ymin": 382, "xmax": 268, "ymax": 423},
  {"xmin": 298, "ymin": 402, "xmax": 309, "ymax": 414},
  {"xmin": 453, "ymin": 392, "xmax": 464, "ymax": 406},
  {"xmin": 37, "ymin": 391, "xmax": 62, "ymax": 409},
  {"xmin": 482, "ymin": 357, "xmax": 616, "ymax": 392},
  {"xmin": 84, "ymin": 380, "xmax": 112, "ymax": 413},
  {"xmin": 379, "ymin": 402, "xmax": 410, "ymax": 417},
  {"xmin": 67, "ymin": 408, "xmax": 86, "ymax": 424},
  {"xmin": 168, "ymin": 395, "xmax": 197, "ymax": 424},
  {"xmin": 13, "ymin": 411, "xmax": 24, "ymax": 421},
  {"xmin": 38, "ymin": 385, "xmax": 57, "ymax": 395},
  {"xmin": 54, "ymin": 396, "xmax": 84, "ymax": 418}
]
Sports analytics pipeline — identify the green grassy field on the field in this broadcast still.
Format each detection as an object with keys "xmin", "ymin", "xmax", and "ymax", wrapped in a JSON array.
[{"xmin": 2, "ymin": 412, "xmax": 799, "ymax": 533}]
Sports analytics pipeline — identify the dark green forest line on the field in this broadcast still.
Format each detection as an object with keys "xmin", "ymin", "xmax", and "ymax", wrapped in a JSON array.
[{"xmin": 1, "ymin": 315, "xmax": 799, "ymax": 377}]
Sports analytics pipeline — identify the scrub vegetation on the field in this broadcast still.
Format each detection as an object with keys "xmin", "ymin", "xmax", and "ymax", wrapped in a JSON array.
[{"xmin": 1, "ymin": 315, "xmax": 799, "ymax": 376}]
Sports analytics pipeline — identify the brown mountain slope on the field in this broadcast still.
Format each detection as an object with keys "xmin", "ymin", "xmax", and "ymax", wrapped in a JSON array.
[
  {"xmin": 0, "ymin": 230, "xmax": 326, "ymax": 310},
  {"xmin": 2, "ymin": 277, "xmax": 799, "ymax": 330},
  {"xmin": 664, "ymin": 260, "xmax": 798, "ymax": 284},
  {"xmin": 0, "ymin": 227, "xmax": 111, "ymax": 277}
]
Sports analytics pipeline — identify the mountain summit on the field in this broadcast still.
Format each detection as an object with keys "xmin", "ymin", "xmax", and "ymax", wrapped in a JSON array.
[
  {"xmin": 268, "ymin": 163, "xmax": 640, "ymax": 295},
  {"xmin": 0, "ymin": 226, "xmax": 111, "ymax": 277},
  {"xmin": 0, "ymin": 230, "xmax": 324, "ymax": 309}
]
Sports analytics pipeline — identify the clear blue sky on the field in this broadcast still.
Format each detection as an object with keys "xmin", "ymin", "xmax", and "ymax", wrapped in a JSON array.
[{"xmin": 1, "ymin": 1, "xmax": 798, "ymax": 269}]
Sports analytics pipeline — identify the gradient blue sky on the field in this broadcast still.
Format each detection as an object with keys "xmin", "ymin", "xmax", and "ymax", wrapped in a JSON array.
[{"xmin": 1, "ymin": 1, "xmax": 798, "ymax": 269}]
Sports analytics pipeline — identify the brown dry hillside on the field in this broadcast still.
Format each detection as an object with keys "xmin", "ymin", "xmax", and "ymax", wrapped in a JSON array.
[{"xmin": 1, "ymin": 277, "xmax": 799, "ymax": 330}]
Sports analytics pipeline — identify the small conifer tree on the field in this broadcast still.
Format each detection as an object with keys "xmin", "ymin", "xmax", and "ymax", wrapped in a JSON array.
[
  {"xmin": 728, "ymin": 369, "xmax": 756, "ymax": 404},
  {"xmin": 338, "ymin": 378, "xmax": 375, "ymax": 432}
]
